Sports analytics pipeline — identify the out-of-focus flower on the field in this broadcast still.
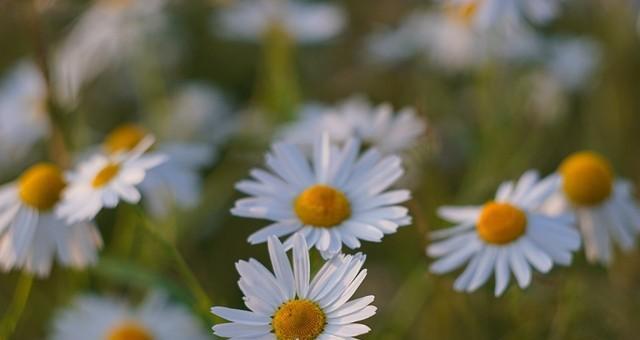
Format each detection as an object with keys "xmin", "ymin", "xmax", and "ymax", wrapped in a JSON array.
[
  {"xmin": 0, "ymin": 163, "xmax": 102, "ymax": 277},
  {"xmin": 232, "ymin": 134, "xmax": 411, "ymax": 257},
  {"xmin": 212, "ymin": 234, "xmax": 376, "ymax": 339},
  {"xmin": 445, "ymin": 0, "xmax": 562, "ymax": 28},
  {"xmin": 51, "ymin": 291, "xmax": 209, "ymax": 340},
  {"xmin": 544, "ymin": 37, "xmax": 601, "ymax": 92},
  {"xmin": 0, "ymin": 61, "xmax": 49, "ymax": 167},
  {"xmin": 57, "ymin": 135, "xmax": 166, "ymax": 223},
  {"xmin": 53, "ymin": 0, "xmax": 171, "ymax": 106},
  {"xmin": 213, "ymin": 0, "xmax": 346, "ymax": 43},
  {"xmin": 543, "ymin": 151, "xmax": 640, "ymax": 265},
  {"xmin": 282, "ymin": 96, "xmax": 427, "ymax": 154},
  {"xmin": 428, "ymin": 171, "xmax": 581, "ymax": 296}
]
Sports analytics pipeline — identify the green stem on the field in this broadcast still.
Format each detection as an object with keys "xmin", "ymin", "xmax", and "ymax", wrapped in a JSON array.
[{"xmin": 0, "ymin": 273, "xmax": 34, "ymax": 340}]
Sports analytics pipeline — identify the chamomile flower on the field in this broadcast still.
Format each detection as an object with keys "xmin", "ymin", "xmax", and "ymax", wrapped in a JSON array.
[
  {"xmin": 543, "ymin": 151, "xmax": 640, "ymax": 265},
  {"xmin": 57, "ymin": 135, "xmax": 166, "ymax": 223},
  {"xmin": 0, "ymin": 163, "xmax": 102, "ymax": 277},
  {"xmin": 53, "ymin": 0, "xmax": 172, "ymax": 106},
  {"xmin": 282, "ymin": 96, "xmax": 427, "ymax": 154},
  {"xmin": 212, "ymin": 234, "xmax": 376, "ymax": 339},
  {"xmin": 213, "ymin": 0, "xmax": 346, "ymax": 44},
  {"xmin": 445, "ymin": 0, "xmax": 562, "ymax": 28},
  {"xmin": 428, "ymin": 171, "xmax": 581, "ymax": 296},
  {"xmin": 51, "ymin": 292, "xmax": 209, "ymax": 340},
  {"xmin": 0, "ymin": 61, "xmax": 49, "ymax": 167},
  {"xmin": 232, "ymin": 133, "xmax": 411, "ymax": 257}
]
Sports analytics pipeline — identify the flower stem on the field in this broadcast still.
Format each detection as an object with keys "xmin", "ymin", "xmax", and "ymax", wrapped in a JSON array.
[{"xmin": 0, "ymin": 273, "xmax": 34, "ymax": 340}]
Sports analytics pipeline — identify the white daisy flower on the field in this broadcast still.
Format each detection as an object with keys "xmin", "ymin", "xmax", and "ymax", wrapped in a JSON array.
[
  {"xmin": 0, "ymin": 163, "xmax": 102, "ymax": 277},
  {"xmin": 213, "ymin": 0, "xmax": 346, "ymax": 44},
  {"xmin": 53, "ymin": 0, "xmax": 171, "ymax": 106},
  {"xmin": 57, "ymin": 135, "xmax": 166, "ymax": 223},
  {"xmin": 212, "ymin": 234, "xmax": 376, "ymax": 339},
  {"xmin": 446, "ymin": 0, "xmax": 562, "ymax": 28},
  {"xmin": 51, "ymin": 291, "xmax": 209, "ymax": 340},
  {"xmin": 428, "ymin": 171, "xmax": 581, "ymax": 296},
  {"xmin": 543, "ymin": 151, "xmax": 640, "ymax": 265},
  {"xmin": 232, "ymin": 133, "xmax": 412, "ymax": 257},
  {"xmin": 0, "ymin": 61, "xmax": 49, "ymax": 167},
  {"xmin": 282, "ymin": 96, "xmax": 427, "ymax": 154}
]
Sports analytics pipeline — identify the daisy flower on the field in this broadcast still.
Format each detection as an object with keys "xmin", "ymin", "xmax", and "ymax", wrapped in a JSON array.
[
  {"xmin": 232, "ymin": 133, "xmax": 412, "ymax": 257},
  {"xmin": 0, "ymin": 163, "xmax": 102, "ymax": 277},
  {"xmin": 213, "ymin": 0, "xmax": 346, "ymax": 44},
  {"xmin": 57, "ymin": 134, "xmax": 166, "ymax": 223},
  {"xmin": 428, "ymin": 171, "xmax": 581, "ymax": 296},
  {"xmin": 445, "ymin": 0, "xmax": 562, "ymax": 28},
  {"xmin": 0, "ymin": 61, "xmax": 50, "ymax": 167},
  {"xmin": 212, "ymin": 234, "xmax": 376, "ymax": 339},
  {"xmin": 53, "ymin": 0, "xmax": 172, "ymax": 106},
  {"xmin": 51, "ymin": 291, "xmax": 209, "ymax": 340},
  {"xmin": 543, "ymin": 151, "xmax": 640, "ymax": 265},
  {"xmin": 282, "ymin": 96, "xmax": 427, "ymax": 154}
]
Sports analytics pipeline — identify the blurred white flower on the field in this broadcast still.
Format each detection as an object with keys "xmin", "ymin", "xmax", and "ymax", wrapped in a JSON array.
[
  {"xmin": 53, "ymin": 0, "xmax": 171, "ymax": 106},
  {"xmin": 51, "ymin": 292, "xmax": 209, "ymax": 340},
  {"xmin": 0, "ymin": 61, "xmax": 49, "ymax": 167},
  {"xmin": 57, "ymin": 136, "xmax": 166, "ymax": 223},
  {"xmin": 212, "ymin": 234, "xmax": 376, "ymax": 339},
  {"xmin": 282, "ymin": 96, "xmax": 427, "ymax": 154},
  {"xmin": 213, "ymin": 0, "xmax": 346, "ymax": 43},
  {"xmin": 445, "ymin": 0, "xmax": 562, "ymax": 28},
  {"xmin": 543, "ymin": 151, "xmax": 640, "ymax": 265},
  {"xmin": 0, "ymin": 163, "xmax": 102, "ymax": 277},
  {"xmin": 428, "ymin": 171, "xmax": 581, "ymax": 296},
  {"xmin": 544, "ymin": 37, "xmax": 600, "ymax": 91}
]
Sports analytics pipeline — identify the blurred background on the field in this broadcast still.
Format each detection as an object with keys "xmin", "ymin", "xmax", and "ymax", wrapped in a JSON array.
[{"xmin": 1, "ymin": 0, "xmax": 640, "ymax": 339}]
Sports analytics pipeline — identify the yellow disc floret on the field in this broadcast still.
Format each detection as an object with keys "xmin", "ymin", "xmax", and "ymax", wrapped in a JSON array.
[
  {"xmin": 559, "ymin": 151, "xmax": 614, "ymax": 207},
  {"xmin": 104, "ymin": 123, "xmax": 147, "ymax": 154},
  {"xmin": 18, "ymin": 163, "xmax": 66, "ymax": 211},
  {"xmin": 106, "ymin": 321, "xmax": 154, "ymax": 340},
  {"xmin": 294, "ymin": 185, "xmax": 351, "ymax": 227},
  {"xmin": 272, "ymin": 299, "xmax": 326, "ymax": 340},
  {"xmin": 477, "ymin": 202, "xmax": 527, "ymax": 245},
  {"xmin": 92, "ymin": 163, "xmax": 121, "ymax": 188},
  {"xmin": 447, "ymin": 0, "xmax": 480, "ymax": 24}
]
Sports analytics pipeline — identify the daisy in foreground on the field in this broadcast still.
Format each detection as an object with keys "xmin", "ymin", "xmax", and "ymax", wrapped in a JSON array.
[
  {"xmin": 232, "ymin": 133, "xmax": 411, "ymax": 257},
  {"xmin": 57, "ymin": 135, "xmax": 166, "ymax": 223},
  {"xmin": 543, "ymin": 151, "xmax": 640, "ymax": 265},
  {"xmin": 212, "ymin": 234, "xmax": 376, "ymax": 339},
  {"xmin": 428, "ymin": 171, "xmax": 581, "ymax": 296},
  {"xmin": 51, "ymin": 291, "xmax": 209, "ymax": 340},
  {"xmin": 0, "ymin": 163, "xmax": 102, "ymax": 277}
]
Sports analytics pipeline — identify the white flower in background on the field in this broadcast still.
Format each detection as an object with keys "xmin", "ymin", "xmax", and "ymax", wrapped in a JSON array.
[
  {"xmin": 213, "ymin": 0, "xmax": 346, "ymax": 43},
  {"xmin": 0, "ymin": 61, "xmax": 49, "ymax": 167},
  {"xmin": 445, "ymin": 0, "xmax": 562, "ymax": 28},
  {"xmin": 543, "ymin": 151, "xmax": 640, "ymax": 265},
  {"xmin": 544, "ymin": 37, "xmax": 600, "ymax": 92},
  {"xmin": 428, "ymin": 171, "xmax": 581, "ymax": 296},
  {"xmin": 53, "ymin": 0, "xmax": 170, "ymax": 106},
  {"xmin": 57, "ymin": 135, "xmax": 166, "ymax": 223},
  {"xmin": 51, "ymin": 292, "xmax": 209, "ymax": 340},
  {"xmin": 232, "ymin": 134, "xmax": 411, "ymax": 257},
  {"xmin": 0, "ymin": 163, "xmax": 102, "ymax": 277},
  {"xmin": 282, "ymin": 96, "xmax": 427, "ymax": 154},
  {"xmin": 212, "ymin": 234, "xmax": 376, "ymax": 339}
]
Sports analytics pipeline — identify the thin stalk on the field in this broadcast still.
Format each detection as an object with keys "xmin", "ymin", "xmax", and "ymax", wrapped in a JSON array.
[{"xmin": 0, "ymin": 273, "xmax": 34, "ymax": 340}]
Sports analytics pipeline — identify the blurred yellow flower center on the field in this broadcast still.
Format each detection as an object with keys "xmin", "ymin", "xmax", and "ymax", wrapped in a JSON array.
[
  {"xmin": 560, "ymin": 151, "xmax": 613, "ymax": 206},
  {"xmin": 92, "ymin": 163, "xmax": 121, "ymax": 188},
  {"xmin": 477, "ymin": 202, "xmax": 527, "ymax": 245},
  {"xmin": 272, "ymin": 299, "xmax": 326, "ymax": 340},
  {"xmin": 18, "ymin": 163, "xmax": 66, "ymax": 211},
  {"xmin": 294, "ymin": 185, "xmax": 351, "ymax": 227},
  {"xmin": 104, "ymin": 124, "xmax": 147, "ymax": 154},
  {"xmin": 448, "ymin": 1, "xmax": 479, "ymax": 24},
  {"xmin": 106, "ymin": 321, "xmax": 153, "ymax": 340}
]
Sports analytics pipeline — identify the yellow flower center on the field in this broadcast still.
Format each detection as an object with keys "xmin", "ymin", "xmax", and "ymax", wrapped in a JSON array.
[
  {"xmin": 447, "ymin": 1, "xmax": 480, "ymax": 24},
  {"xmin": 104, "ymin": 124, "xmax": 147, "ymax": 154},
  {"xmin": 294, "ymin": 185, "xmax": 351, "ymax": 227},
  {"xmin": 92, "ymin": 163, "xmax": 121, "ymax": 188},
  {"xmin": 18, "ymin": 163, "xmax": 66, "ymax": 211},
  {"xmin": 106, "ymin": 321, "xmax": 154, "ymax": 340},
  {"xmin": 272, "ymin": 299, "xmax": 326, "ymax": 340},
  {"xmin": 559, "ymin": 151, "xmax": 614, "ymax": 207},
  {"xmin": 477, "ymin": 202, "xmax": 527, "ymax": 245}
]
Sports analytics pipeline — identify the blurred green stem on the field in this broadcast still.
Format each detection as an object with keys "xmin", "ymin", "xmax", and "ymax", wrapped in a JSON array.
[{"xmin": 0, "ymin": 273, "xmax": 33, "ymax": 340}]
